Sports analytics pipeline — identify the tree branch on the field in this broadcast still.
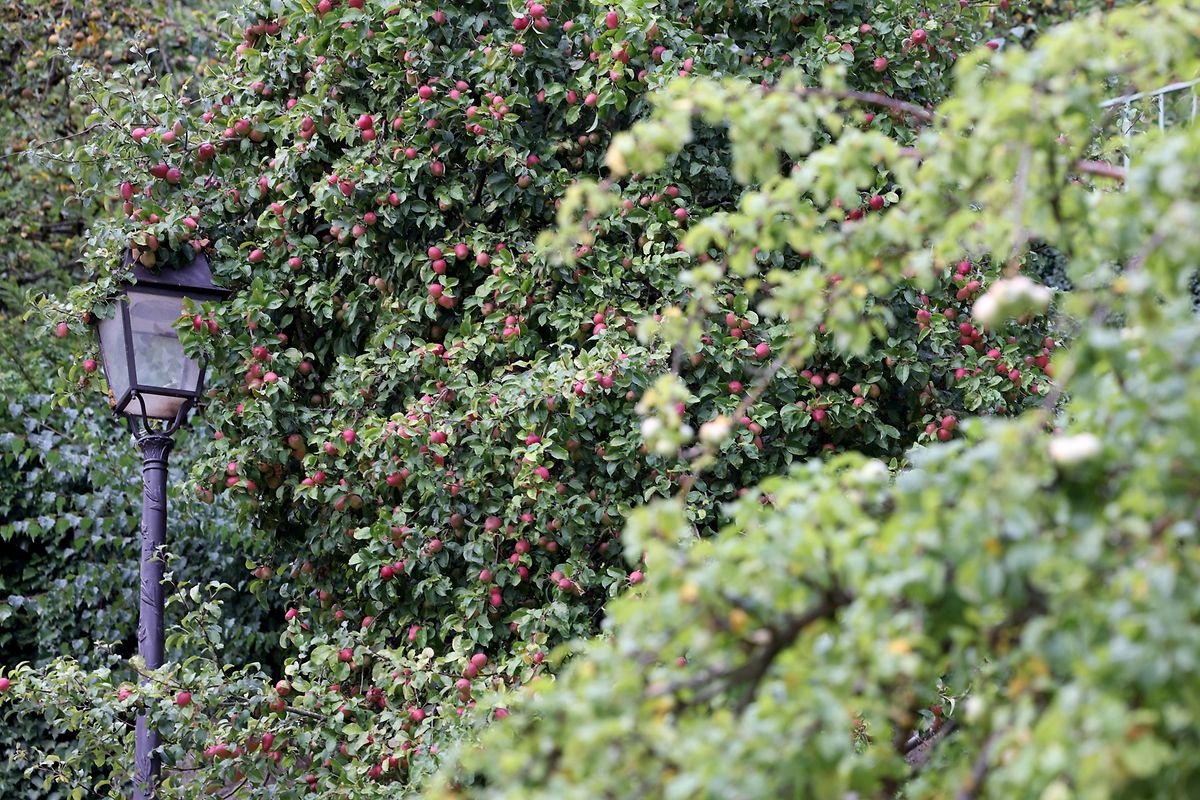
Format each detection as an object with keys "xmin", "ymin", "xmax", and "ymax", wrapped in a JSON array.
[
  {"xmin": 0, "ymin": 336, "xmax": 38, "ymax": 388},
  {"xmin": 0, "ymin": 123, "xmax": 104, "ymax": 160},
  {"xmin": 731, "ymin": 589, "xmax": 849, "ymax": 714},
  {"xmin": 219, "ymin": 777, "xmax": 248, "ymax": 799},
  {"xmin": 646, "ymin": 585, "xmax": 852, "ymax": 714},
  {"xmin": 895, "ymin": 147, "xmax": 1126, "ymax": 185},
  {"xmin": 284, "ymin": 704, "xmax": 328, "ymax": 721},
  {"xmin": 905, "ymin": 719, "xmax": 958, "ymax": 768},
  {"xmin": 955, "ymin": 731, "xmax": 999, "ymax": 800},
  {"xmin": 1074, "ymin": 159, "xmax": 1127, "ymax": 181},
  {"xmin": 791, "ymin": 87, "xmax": 936, "ymax": 125}
]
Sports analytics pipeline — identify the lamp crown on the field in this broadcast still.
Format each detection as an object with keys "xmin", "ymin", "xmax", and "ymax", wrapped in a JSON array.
[{"xmin": 122, "ymin": 250, "xmax": 230, "ymax": 300}]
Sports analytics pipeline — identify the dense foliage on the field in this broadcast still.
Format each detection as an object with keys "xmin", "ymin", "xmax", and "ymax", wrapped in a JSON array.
[
  {"xmin": 1, "ymin": 0, "xmax": 1182, "ymax": 797},
  {"xmin": 1, "ymin": 4, "xmax": 268, "ymax": 798},
  {"xmin": 0, "ymin": 319, "xmax": 278, "ymax": 799}
]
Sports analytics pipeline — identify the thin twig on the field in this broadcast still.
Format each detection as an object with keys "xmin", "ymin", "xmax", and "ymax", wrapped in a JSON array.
[
  {"xmin": 905, "ymin": 719, "xmax": 958, "ymax": 768},
  {"xmin": 1125, "ymin": 225, "xmax": 1168, "ymax": 274},
  {"xmin": 284, "ymin": 705, "xmax": 328, "ymax": 721},
  {"xmin": 220, "ymin": 777, "xmax": 248, "ymax": 799},
  {"xmin": 0, "ymin": 337, "xmax": 38, "ymax": 388},
  {"xmin": 0, "ymin": 123, "xmax": 104, "ymax": 159},
  {"xmin": 893, "ymin": 149, "xmax": 1125, "ymax": 184}
]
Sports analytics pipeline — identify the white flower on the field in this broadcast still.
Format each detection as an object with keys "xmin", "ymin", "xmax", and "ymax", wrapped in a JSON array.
[
  {"xmin": 973, "ymin": 275, "xmax": 1053, "ymax": 326},
  {"xmin": 699, "ymin": 415, "xmax": 732, "ymax": 446},
  {"xmin": 1048, "ymin": 433, "xmax": 1102, "ymax": 466},
  {"xmin": 972, "ymin": 292, "xmax": 1000, "ymax": 327},
  {"xmin": 857, "ymin": 459, "xmax": 890, "ymax": 484},
  {"xmin": 640, "ymin": 417, "xmax": 663, "ymax": 439}
]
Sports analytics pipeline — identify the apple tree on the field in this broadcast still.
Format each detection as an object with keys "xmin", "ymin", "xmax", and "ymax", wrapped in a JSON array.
[{"xmin": 0, "ymin": 0, "xmax": 1126, "ymax": 796}]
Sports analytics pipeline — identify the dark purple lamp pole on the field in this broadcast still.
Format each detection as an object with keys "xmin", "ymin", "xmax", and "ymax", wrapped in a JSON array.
[{"xmin": 93, "ymin": 251, "xmax": 228, "ymax": 800}]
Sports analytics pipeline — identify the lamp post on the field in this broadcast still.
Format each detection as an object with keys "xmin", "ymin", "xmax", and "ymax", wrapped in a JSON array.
[{"xmin": 93, "ymin": 251, "xmax": 228, "ymax": 800}]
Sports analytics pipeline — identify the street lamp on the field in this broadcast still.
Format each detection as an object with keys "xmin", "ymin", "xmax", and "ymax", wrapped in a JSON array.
[{"xmin": 93, "ymin": 249, "xmax": 228, "ymax": 800}]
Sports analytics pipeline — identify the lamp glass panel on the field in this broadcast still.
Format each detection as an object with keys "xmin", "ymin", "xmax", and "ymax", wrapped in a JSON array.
[
  {"xmin": 97, "ymin": 309, "xmax": 131, "ymax": 405},
  {"xmin": 125, "ymin": 288, "xmax": 201, "ymax": 405},
  {"xmin": 127, "ymin": 392, "xmax": 191, "ymax": 420}
]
